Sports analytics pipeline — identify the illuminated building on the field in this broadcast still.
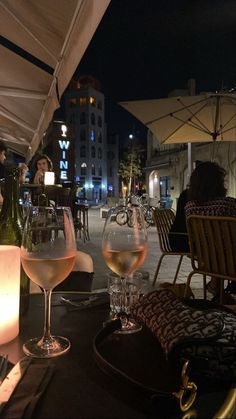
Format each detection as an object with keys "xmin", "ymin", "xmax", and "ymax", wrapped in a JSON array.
[
  {"xmin": 64, "ymin": 76, "xmax": 112, "ymax": 202},
  {"xmin": 43, "ymin": 76, "xmax": 119, "ymax": 204}
]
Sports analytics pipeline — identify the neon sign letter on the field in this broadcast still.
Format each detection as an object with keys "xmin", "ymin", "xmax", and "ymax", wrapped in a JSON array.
[{"xmin": 59, "ymin": 139, "xmax": 70, "ymax": 180}]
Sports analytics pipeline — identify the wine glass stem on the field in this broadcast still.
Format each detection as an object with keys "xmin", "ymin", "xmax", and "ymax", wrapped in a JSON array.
[
  {"xmin": 121, "ymin": 276, "xmax": 127, "ymax": 312},
  {"xmin": 42, "ymin": 288, "xmax": 53, "ymax": 343}
]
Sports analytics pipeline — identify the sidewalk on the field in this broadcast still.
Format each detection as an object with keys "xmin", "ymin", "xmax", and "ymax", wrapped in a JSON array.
[{"xmin": 78, "ymin": 208, "xmax": 204, "ymax": 297}]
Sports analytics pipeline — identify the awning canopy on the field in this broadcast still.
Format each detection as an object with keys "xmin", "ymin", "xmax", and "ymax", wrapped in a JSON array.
[
  {"xmin": 120, "ymin": 93, "xmax": 236, "ymax": 144},
  {"xmin": 0, "ymin": 0, "xmax": 110, "ymax": 160}
]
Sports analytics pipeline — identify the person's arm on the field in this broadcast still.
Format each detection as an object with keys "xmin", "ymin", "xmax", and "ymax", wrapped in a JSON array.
[
  {"xmin": 19, "ymin": 163, "xmax": 28, "ymax": 184},
  {"xmin": 171, "ymin": 189, "xmax": 189, "ymax": 233},
  {"xmin": 0, "ymin": 177, "xmax": 4, "ymax": 203},
  {"xmin": 33, "ymin": 170, "xmax": 44, "ymax": 184}
]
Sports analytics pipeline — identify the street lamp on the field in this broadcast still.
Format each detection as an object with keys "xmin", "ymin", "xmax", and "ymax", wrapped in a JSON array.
[{"xmin": 128, "ymin": 133, "xmax": 135, "ymax": 195}]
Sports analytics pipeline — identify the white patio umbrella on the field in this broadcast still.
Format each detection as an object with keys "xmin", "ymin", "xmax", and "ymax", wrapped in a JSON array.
[
  {"xmin": 120, "ymin": 92, "xmax": 236, "ymax": 144},
  {"xmin": 0, "ymin": 0, "xmax": 110, "ymax": 160}
]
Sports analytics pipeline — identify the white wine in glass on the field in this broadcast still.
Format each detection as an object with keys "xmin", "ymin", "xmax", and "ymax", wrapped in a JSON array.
[
  {"xmin": 102, "ymin": 205, "xmax": 147, "ymax": 333},
  {"xmin": 21, "ymin": 206, "xmax": 77, "ymax": 358}
]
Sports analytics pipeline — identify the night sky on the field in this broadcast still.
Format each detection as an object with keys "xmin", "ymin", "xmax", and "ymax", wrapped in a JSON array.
[{"xmin": 66, "ymin": 0, "xmax": 236, "ymax": 144}]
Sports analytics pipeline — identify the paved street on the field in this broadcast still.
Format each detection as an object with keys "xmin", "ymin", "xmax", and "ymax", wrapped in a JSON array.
[
  {"xmin": 29, "ymin": 206, "xmax": 204, "ymax": 296},
  {"xmin": 77, "ymin": 208, "xmax": 204, "ymax": 297}
]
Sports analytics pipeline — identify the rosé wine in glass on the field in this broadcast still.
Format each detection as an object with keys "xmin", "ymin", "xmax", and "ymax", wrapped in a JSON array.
[{"xmin": 21, "ymin": 206, "xmax": 76, "ymax": 358}]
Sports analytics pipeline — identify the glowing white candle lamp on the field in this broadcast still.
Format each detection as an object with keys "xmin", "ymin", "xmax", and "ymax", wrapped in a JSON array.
[
  {"xmin": 44, "ymin": 171, "xmax": 55, "ymax": 185},
  {"xmin": 0, "ymin": 246, "xmax": 20, "ymax": 345}
]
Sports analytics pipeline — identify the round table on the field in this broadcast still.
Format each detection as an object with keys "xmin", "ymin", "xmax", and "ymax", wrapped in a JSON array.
[{"xmin": 1, "ymin": 293, "xmax": 234, "ymax": 419}]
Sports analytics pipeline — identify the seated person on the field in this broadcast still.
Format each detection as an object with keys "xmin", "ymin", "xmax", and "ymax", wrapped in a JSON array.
[
  {"xmin": 0, "ymin": 141, "xmax": 28, "ymax": 203},
  {"xmin": 169, "ymin": 162, "xmax": 236, "ymax": 253},
  {"xmin": 0, "ymin": 140, "xmax": 7, "ymax": 178},
  {"xmin": 168, "ymin": 189, "xmax": 190, "ymax": 252},
  {"xmin": 0, "ymin": 140, "xmax": 7, "ymax": 204},
  {"xmin": 30, "ymin": 154, "xmax": 57, "ymax": 205},
  {"xmin": 185, "ymin": 161, "xmax": 236, "ymax": 298},
  {"xmin": 185, "ymin": 161, "xmax": 236, "ymax": 218},
  {"xmin": 54, "ymin": 251, "xmax": 94, "ymax": 292},
  {"xmin": 31, "ymin": 154, "xmax": 54, "ymax": 184},
  {"xmin": 30, "ymin": 251, "xmax": 94, "ymax": 293},
  {"xmin": 170, "ymin": 161, "xmax": 236, "ymax": 298}
]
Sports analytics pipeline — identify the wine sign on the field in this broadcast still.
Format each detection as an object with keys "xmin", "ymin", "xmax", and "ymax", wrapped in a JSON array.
[{"xmin": 59, "ymin": 139, "xmax": 71, "ymax": 181}]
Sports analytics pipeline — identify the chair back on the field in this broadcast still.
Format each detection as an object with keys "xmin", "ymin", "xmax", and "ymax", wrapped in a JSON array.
[
  {"xmin": 42, "ymin": 186, "xmax": 72, "ymax": 207},
  {"xmin": 56, "ymin": 187, "xmax": 72, "ymax": 206},
  {"xmin": 187, "ymin": 215, "xmax": 236, "ymax": 279},
  {"xmin": 152, "ymin": 208, "xmax": 175, "ymax": 253}
]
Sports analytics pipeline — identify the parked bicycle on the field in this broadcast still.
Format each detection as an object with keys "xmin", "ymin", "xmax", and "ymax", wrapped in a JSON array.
[
  {"xmin": 115, "ymin": 194, "xmax": 156, "ymax": 228},
  {"xmin": 116, "ymin": 206, "xmax": 134, "ymax": 227},
  {"xmin": 142, "ymin": 203, "xmax": 155, "ymax": 227},
  {"xmin": 136, "ymin": 194, "xmax": 156, "ymax": 228}
]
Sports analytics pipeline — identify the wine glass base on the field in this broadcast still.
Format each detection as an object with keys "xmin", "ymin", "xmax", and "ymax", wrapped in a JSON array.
[
  {"xmin": 23, "ymin": 336, "xmax": 71, "ymax": 358},
  {"xmin": 115, "ymin": 318, "xmax": 142, "ymax": 334},
  {"xmin": 103, "ymin": 313, "xmax": 142, "ymax": 334}
]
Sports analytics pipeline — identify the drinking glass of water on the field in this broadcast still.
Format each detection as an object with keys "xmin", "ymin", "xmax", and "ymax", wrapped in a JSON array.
[{"xmin": 102, "ymin": 205, "xmax": 147, "ymax": 333}]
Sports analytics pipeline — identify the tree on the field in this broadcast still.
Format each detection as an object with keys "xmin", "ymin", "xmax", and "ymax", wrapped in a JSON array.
[{"xmin": 118, "ymin": 147, "xmax": 142, "ymax": 196}]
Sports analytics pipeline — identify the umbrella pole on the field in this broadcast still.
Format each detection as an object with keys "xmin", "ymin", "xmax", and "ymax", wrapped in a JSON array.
[{"xmin": 187, "ymin": 142, "xmax": 193, "ymax": 182}]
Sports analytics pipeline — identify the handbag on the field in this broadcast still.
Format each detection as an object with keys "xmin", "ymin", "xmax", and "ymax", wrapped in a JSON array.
[
  {"xmin": 93, "ymin": 300, "xmax": 235, "ymax": 416},
  {"xmin": 130, "ymin": 289, "xmax": 236, "ymax": 384},
  {"xmin": 93, "ymin": 317, "xmax": 198, "ymax": 414}
]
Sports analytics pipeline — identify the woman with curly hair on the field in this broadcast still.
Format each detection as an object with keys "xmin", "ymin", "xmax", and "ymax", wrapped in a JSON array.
[
  {"xmin": 185, "ymin": 161, "xmax": 236, "ymax": 218},
  {"xmin": 169, "ymin": 161, "xmax": 236, "ymax": 300},
  {"xmin": 186, "ymin": 161, "xmax": 236, "ymax": 299}
]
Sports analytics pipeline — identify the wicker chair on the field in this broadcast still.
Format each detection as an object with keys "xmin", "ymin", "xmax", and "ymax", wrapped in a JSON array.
[
  {"xmin": 185, "ymin": 215, "xmax": 236, "ymax": 303},
  {"xmin": 152, "ymin": 208, "xmax": 190, "ymax": 287}
]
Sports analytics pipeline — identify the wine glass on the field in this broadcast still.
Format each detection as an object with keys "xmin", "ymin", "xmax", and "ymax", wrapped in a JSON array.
[
  {"xmin": 21, "ymin": 206, "xmax": 77, "ymax": 358},
  {"xmin": 102, "ymin": 204, "xmax": 147, "ymax": 333}
]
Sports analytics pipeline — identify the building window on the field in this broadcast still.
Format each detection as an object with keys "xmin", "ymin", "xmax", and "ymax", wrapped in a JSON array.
[
  {"xmin": 91, "ymin": 146, "xmax": 96, "ymax": 158},
  {"xmin": 70, "ymin": 114, "xmax": 75, "ymax": 124},
  {"xmin": 98, "ymin": 166, "xmax": 102, "ymax": 176},
  {"xmin": 90, "ymin": 96, "xmax": 95, "ymax": 106},
  {"xmin": 80, "ymin": 129, "xmax": 86, "ymax": 141},
  {"xmin": 91, "ymin": 164, "xmax": 95, "ymax": 175},
  {"xmin": 107, "ymin": 150, "xmax": 115, "ymax": 159},
  {"xmin": 80, "ymin": 145, "xmax": 86, "ymax": 158},
  {"xmin": 98, "ymin": 116, "xmax": 102, "ymax": 127},
  {"xmin": 69, "ymin": 97, "xmax": 77, "ymax": 107},
  {"xmin": 98, "ymin": 100, "xmax": 102, "ymax": 110},
  {"xmin": 80, "ymin": 112, "xmax": 86, "ymax": 124},
  {"xmin": 90, "ymin": 130, "xmax": 95, "ymax": 142},
  {"xmin": 160, "ymin": 176, "xmax": 171, "ymax": 197},
  {"xmin": 75, "ymin": 143, "xmax": 80, "ymax": 154},
  {"xmin": 91, "ymin": 113, "xmax": 95, "ymax": 125},
  {"xmin": 98, "ymin": 132, "xmax": 102, "ymax": 143},
  {"xmin": 109, "ymin": 166, "xmax": 113, "ymax": 177},
  {"xmin": 98, "ymin": 147, "xmax": 102, "ymax": 159},
  {"xmin": 81, "ymin": 162, "xmax": 87, "ymax": 176},
  {"xmin": 80, "ymin": 97, "xmax": 86, "ymax": 106}
]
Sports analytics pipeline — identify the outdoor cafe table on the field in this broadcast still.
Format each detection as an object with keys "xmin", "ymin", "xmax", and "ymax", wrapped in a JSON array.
[{"xmin": 0, "ymin": 293, "xmax": 233, "ymax": 419}]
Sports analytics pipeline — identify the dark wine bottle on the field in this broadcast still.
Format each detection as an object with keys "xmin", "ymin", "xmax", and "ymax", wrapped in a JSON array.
[{"xmin": 0, "ymin": 166, "xmax": 30, "ymax": 314}]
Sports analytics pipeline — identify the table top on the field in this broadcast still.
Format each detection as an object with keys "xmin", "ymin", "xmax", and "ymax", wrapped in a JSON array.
[
  {"xmin": 2, "ymin": 293, "xmax": 150, "ymax": 419},
  {"xmin": 0, "ymin": 293, "xmax": 233, "ymax": 419},
  {"xmin": 21, "ymin": 184, "xmax": 63, "ymax": 189}
]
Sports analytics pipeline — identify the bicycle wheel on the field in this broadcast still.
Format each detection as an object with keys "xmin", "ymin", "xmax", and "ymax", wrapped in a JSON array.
[
  {"xmin": 144, "ymin": 207, "xmax": 154, "ymax": 228},
  {"xmin": 116, "ymin": 209, "xmax": 128, "ymax": 225},
  {"xmin": 127, "ymin": 209, "xmax": 134, "ymax": 227}
]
